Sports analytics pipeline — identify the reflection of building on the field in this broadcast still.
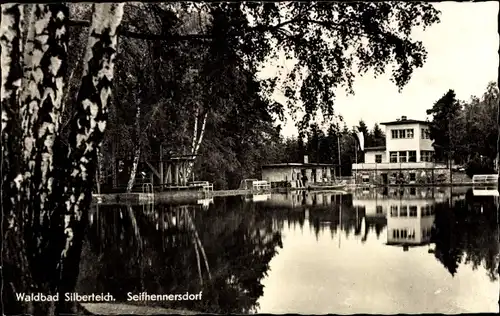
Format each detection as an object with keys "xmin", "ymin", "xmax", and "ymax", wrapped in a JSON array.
[
  {"xmin": 261, "ymin": 156, "xmax": 335, "ymax": 188},
  {"xmin": 352, "ymin": 116, "xmax": 457, "ymax": 185},
  {"xmin": 386, "ymin": 202, "xmax": 435, "ymax": 248},
  {"xmin": 262, "ymin": 192, "xmax": 346, "ymax": 209},
  {"xmin": 353, "ymin": 187, "xmax": 438, "ymax": 249}
]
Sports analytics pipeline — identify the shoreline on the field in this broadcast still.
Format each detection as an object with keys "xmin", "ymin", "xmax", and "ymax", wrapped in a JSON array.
[
  {"xmin": 92, "ymin": 183, "xmax": 483, "ymax": 205},
  {"xmin": 81, "ymin": 302, "xmax": 199, "ymax": 315}
]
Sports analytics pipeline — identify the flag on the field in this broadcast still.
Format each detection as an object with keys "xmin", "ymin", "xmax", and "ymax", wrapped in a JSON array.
[{"xmin": 353, "ymin": 130, "xmax": 364, "ymax": 151}]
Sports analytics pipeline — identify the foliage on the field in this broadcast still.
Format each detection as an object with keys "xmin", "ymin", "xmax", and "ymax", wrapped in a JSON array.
[
  {"xmin": 85, "ymin": 2, "xmax": 441, "ymax": 189},
  {"xmin": 231, "ymin": 2, "xmax": 441, "ymax": 130},
  {"xmin": 427, "ymin": 82, "xmax": 499, "ymax": 172},
  {"xmin": 432, "ymin": 194, "xmax": 499, "ymax": 281},
  {"xmin": 426, "ymin": 89, "xmax": 462, "ymax": 162},
  {"xmin": 268, "ymin": 121, "xmax": 386, "ymax": 177}
]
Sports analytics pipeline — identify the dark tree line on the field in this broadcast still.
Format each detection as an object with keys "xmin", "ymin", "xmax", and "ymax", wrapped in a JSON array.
[
  {"xmin": 427, "ymin": 82, "xmax": 499, "ymax": 176},
  {"xmin": 265, "ymin": 121, "xmax": 386, "ymax": 177}
]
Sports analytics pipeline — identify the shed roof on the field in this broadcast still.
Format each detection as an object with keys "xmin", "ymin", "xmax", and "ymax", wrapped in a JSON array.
[
  {"xmin": 380, "ymin": 119, "xmax": 430, "ymax": 126},
  {"xmin": 262, "ymin": 163, "xmax": 335, "ymax": 168},
  {"xmin": 364, "ymin": 146, "xmax": 386, "ymax": 152}
]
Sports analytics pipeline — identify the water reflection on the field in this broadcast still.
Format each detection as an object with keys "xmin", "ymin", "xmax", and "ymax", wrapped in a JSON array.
[{"xmin": 78, "ymin": 187, "xmax": 499, "ymax": 314}]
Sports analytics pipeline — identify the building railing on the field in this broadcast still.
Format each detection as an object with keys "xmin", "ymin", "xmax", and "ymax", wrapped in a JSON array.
[
  {"xmin": 188, "ymin": 181, "xmax": 214, "ymax": 191},
  {"xmin": 253, "ymin": 180, "xmax": 271, "ymax": 190},
  {"xmin": 352, "ymin": 162, "xmax": 445, "ymax": 170},
  {"xmin": 472, "ymin": 174, "xmax": 498, "ymax": 185}
]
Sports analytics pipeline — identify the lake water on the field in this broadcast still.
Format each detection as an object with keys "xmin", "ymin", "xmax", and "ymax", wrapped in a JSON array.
[{"xmin": 79, "ymin": 187, "xmax": 499, "ymax": 314}]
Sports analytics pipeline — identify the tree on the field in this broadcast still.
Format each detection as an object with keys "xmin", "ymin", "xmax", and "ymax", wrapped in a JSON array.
[
  {"xmin": 1, "ymin": 3, "xmax": 124, "ymax": 314},
  {"xmin": 426, "ymin": 90, "xmax": 461, "ymax": 164},
  {"xmin": 459, "ymin": 82, "xmax": 499, "ymax": 174},
  {"xmin": 355, "ymin": 120, "xmax": 370, "ymax": 162},
  {"xmin": 326, "ymin": 123, "xmax": 340, "ymax": 166},
  {"xmin": 81, "ymin": 2, "xmax": 441, "ymax": 189},
  {"xmin": 90, "ymin": 2, "xmax": 441, "ymax": 130},
  {"xmin": 371, "ymin": 123, "xmax": 386, "ymax": 147}
]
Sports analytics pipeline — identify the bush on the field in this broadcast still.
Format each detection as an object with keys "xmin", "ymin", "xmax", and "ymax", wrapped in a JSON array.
[{"xmin": 465, "ymin": 157, "xmax": 495, "ymax": 178}]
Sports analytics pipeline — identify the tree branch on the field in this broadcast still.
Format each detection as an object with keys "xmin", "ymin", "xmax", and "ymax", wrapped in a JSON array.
[{"xmin": 69, "ymin": 19, "xmax": 212, "ymax": 42}]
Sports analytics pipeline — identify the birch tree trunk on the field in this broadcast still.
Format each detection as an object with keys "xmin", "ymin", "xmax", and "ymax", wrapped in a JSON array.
[
  {"xmin": 1, "ymin": 4, "xmax": 35, "ymax": 315},
  {"xmin": 125, "ymin": 100, "xmax": 165, "ymax": 192},
  {"xmin": 126, "ymin": 104, "xmax": 141, "ymax": 192},
  {"xmin": 16, "ymin": 9, "xmax": 71, "ymax": 303},
  {"xmin": 56, "ymin": 5, "xmax": 124, "ymax": 312},
  {"xmin": 2, "ymin": 3, "xmax": 124, "ymax": 314},
  {"xmin": 186, "ymin": 110, "xmax": 208, "ymax": 180},
  {"xmin": 96, "ymin": 147, "xmax": 103, "ymax": 194},
  {"xmin": 191, "ymin": 107, "xmax": 199, "ymax": 152}
]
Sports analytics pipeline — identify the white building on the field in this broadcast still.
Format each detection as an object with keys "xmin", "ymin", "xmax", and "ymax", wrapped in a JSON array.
[
  {"xmin": 363, "ymin": 116, "xmax": 434, "ymax": 164},
  {"xmin": 353, "ymin": 116, "xmax": 452, "ymax": 185}
]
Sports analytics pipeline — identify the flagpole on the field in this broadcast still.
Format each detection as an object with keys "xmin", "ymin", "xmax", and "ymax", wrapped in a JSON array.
[{"xmin": 355, "ymin": 143, "xmax": 358, "ymax": 185}]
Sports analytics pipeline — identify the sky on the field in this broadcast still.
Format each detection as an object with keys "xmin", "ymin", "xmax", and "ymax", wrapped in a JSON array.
[{"xmin": 258, "ymin": 2, "xmax": 499, "ymax": 138}]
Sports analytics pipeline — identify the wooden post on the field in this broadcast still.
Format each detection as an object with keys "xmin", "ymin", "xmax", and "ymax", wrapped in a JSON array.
[
  {"xmin": 183, "ymin": 161, "xmax": 187, "ymax": 185},
  {"xmin": 166, "ymin": 163, "xmax": 171, "ymax": 185},
  {"xmin": 174, "ymin": 163, "xmax": 179, "ymax": 186},
  {"xmin": 113, "ymin": 158, "xmax": 118, "ymax": 189},
  {"xmin": 160, "ymin": 145, "xmax": 164, "ymax": 189},
  {"xmin": 181, "ymin": 161, "xmax": 185, "ymax": 186}
]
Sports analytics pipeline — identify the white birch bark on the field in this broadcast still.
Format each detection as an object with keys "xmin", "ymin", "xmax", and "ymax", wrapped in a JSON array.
[
  {"xmin": 185, "ymin": 208, "xmax": 212, "ymax": 280},
  {"xmin": 58, "ymin": 2, "xmax": 124, "ymax": 297},
  {"xmin": 185, "ymin": 110, "xmax": 208, "ymax": 180},
  {"xmin": 191, "ymin": 107, "xmax": 199, "ymax": 153},
  {"xmin": 126, "ymin": 104, "xmax": 141, "ymax": 192}
]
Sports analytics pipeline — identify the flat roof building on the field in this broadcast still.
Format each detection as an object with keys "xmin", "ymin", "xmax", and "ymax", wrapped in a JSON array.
[{"xmin": 262, "ymin": 156, "xmax": 335, "ymax": 188}]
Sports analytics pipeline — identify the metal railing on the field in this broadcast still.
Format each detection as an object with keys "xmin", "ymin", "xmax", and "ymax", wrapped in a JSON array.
[
  {"xmin": 188, "ymin": 181, "xmax": 213, "ymax": 191},
  {"xmin": 472, "ymin": 174, "xmax": 498, "ymax": 185},
  {"xmin": 253, "ymin": 180, "xmax": 271, "ymax": 190}
]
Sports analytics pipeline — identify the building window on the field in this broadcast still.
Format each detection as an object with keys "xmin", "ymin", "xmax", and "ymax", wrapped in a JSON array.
[
  {"xmin": 421, "ymin": 206, "xmax": 427, "ymax": 216},
  {"xmin": 409, "ymin": 206, "xmax": 418, "ymax": 217},
  {"xmin": 400, "ymin": 205, "xmax": 408, "ymax": 217},
  {"xmin": 409, "ymin": 172, "xmax": 416, "ymax": 181},
  {"xmin": 362, "ymin": 174, "xmax": 370, "ymax": 183},
  {"xmin": 375, "ymin": 154, "xmax": 382, "ymax": 163},
  {"xmin": 390, "ymin": 152, "xmax": 398, "ymax": 163},
  {"xmin": 408, "ymin": 151, "xmax": 417, "ymax": 162},
  {"xmin": 376, "ymin": 205, "xmax": 383, "ymax": 214},
  {"xmin": 421, "ymin": 128, "xmax": 430, "ymax": 139},
  {"xmin": 406, "ymin": 129, "xmax": 414, "ymax": 138},
  {"xmin": 399, "ymin": 151, "xmax": 407, "ymax": 163},
  {"xmin": 401, "ymin": 229, "xmax": 408, "ymax": 239},
  {"xmin": 410, "ymin": 187, "xmax": 416, "ymax": 195},
  {"xmin": 390, "ymin": 205, "xmax": 398, "ymax": 217},
  {"xmin": 409, "ymin": 229, "xmax": 416, "ymax": 240},
  {"xmin": 421, "ymin": 151, "xmax": 434, "ymax": 162},
  {"xmin": 391, "ymin": 129, "xmax": 414, "ymax": 139}
]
